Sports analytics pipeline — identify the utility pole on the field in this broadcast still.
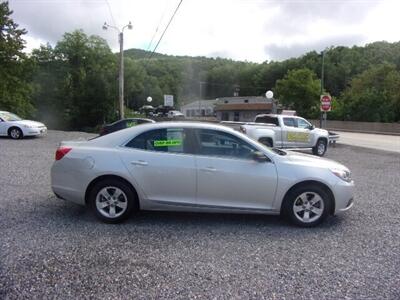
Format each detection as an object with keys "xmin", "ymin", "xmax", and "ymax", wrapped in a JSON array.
[
  {"xmin": 199, "ymin": 81, "xmax": 206, "ymax": 117},
  {"xmin": 320, "ymin": 50, "xmax": 325, "ymax": 128},
  {"xmin": 103, "ymin": 21, "xmax": 133, "ymax": 120}
]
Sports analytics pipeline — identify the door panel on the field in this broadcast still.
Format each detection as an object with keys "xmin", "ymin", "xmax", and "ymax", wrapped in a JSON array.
[
  {"xmin": 194, "ymin": 129, "xmax": 278, "ymax": 210},
  {"xmin": 0, "ymin": 121, "xmax": 7, "ymax": 135},
  {"xmin": 119, "ymin": 149, "xmax": 196, "ymax": 204},
  {"xmin": 196, "ymin": 156, "xmax": 278, "ymax": 210},
  {"xmin": 119, "ymin": 127, "xmax": 197, "ymax": 205},
  {"xmin": 282, "ymin": 117, "xmax": 311, "ymax": 148}
]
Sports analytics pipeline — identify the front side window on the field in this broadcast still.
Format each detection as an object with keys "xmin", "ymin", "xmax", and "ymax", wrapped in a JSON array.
[
  {"xmin": 126, "ymin": 128, "xmax": 187, "ymax": 153},
  {"xmin": 297, "ymin": 118, "xmax": 311, "ymax": 129},
  {"xmin": 196, "ymin": 129, "xmax": 257, "ymax": 159},
  {"xmin": 283, "ymin": 117, "xmax": 296, "ymax": 127},
  {"xmin": 0, "ymin": 112, "xmax": 22, "ymax": 122}
]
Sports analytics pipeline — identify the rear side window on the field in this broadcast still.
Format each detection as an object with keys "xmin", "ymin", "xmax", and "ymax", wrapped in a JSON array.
[
  {"xmin": 125, "ymin": 120, "xmax": 138, "ymax": 128},
  {"xmin": 255, "ymin": 116, "xmax": 279, "ymax": 126},
  {"xmin": 283, "ymin": 118, "xmax": 296, "ymax": 127},
  {"xmin": 126, "ymin": 128, "xmax": 187, "ymax": 153}
]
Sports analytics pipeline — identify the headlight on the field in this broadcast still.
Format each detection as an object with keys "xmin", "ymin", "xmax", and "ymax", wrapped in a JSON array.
[{"xmin": 331, "ymin": 168, "xmax": 352, "ymax": 182}]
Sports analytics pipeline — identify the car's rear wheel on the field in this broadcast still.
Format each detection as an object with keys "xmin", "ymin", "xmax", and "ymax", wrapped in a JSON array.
[
  {"xmin": 312, "ymin": 138, "xmax": 327, "ymax": 156},
  {"xmin": 282, "ymin": 184, "xmax": 332, "ymax": 227},
  {"xmin": 8, "ymin": 127, "xmax": 23, "ymax": 139},
  {"xmin": 89, "ymin": 179, "xmax": 137, "ymax": 223}
]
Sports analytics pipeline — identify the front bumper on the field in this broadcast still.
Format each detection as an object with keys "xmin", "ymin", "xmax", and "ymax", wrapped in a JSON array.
[
  {"xmin": 25, "ymin": 127, "xmax": 47, "ymax": 136},
  {"xmin": 333, "ymin": 180, "xmax": 355, "ymax": 215}
]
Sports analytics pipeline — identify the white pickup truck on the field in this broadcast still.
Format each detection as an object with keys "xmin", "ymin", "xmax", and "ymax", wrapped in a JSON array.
[{"xmin": 239, "ymin": 114, "xmax": 330, "ymax": 156}]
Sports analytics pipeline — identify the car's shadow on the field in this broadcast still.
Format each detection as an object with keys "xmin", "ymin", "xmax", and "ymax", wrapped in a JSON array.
[
  {"xmin": 37, "ymin": 196, "xmax": 345, "ymax": 238},
  {"xmin": 0, "ymin": 136, "xmax": 36, "ymax": 140}
]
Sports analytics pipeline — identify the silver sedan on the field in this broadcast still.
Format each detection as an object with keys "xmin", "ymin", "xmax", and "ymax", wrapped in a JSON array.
[{"xmin": 51, "ymin": 122, "xmax": 354, "ymax": 227}]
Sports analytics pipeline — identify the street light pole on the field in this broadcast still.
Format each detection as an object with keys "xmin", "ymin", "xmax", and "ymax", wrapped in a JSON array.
[
  {"xmin": 103, "ymin": 21, "xmax": 132, "ymax": 120},
  {"xmin": 119, "ymin": 32, "xmax": 124, "ymax": 119},
  {"xmin": 320, "ymin": 50, "xmax": 325, "ymax": 128}
]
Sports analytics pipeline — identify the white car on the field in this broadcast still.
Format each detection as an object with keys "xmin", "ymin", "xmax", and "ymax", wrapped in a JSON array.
[
  {"xmin": 0, "ymin": 111, "xmax": 47, "ymax": 139},
  {"xmin": 51, "ymin": 122, "xmax": 354, "ymax": 227},
  {"xmin": 167, "ymin": 110, "xmax": 184, "ymax": 119}
]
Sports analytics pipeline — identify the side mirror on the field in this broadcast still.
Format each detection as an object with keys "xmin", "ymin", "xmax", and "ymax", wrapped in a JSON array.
[
  {"xmin": 252, "ymin": 151, "xmax": 269, "ymax": 162},
  {"xmin": 308, "ymin": 125, "xmax": 314, "ymax": 130}
]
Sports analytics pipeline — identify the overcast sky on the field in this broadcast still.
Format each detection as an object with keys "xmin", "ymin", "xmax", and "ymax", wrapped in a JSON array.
[{"xmin": 7, "ymin": 0, "xmax": 400, "ymax": 62}]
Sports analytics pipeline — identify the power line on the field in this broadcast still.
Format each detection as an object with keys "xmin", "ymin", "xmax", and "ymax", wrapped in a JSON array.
[
  {"xmin": 146, "ymin": 1, "xmax": 170, "ymax": 52},
  {"xmin": 148, "ymin": 0, "xmax": 184, "ymax": 60},
  {"xmin": 104, "ymin": 0, "xmax": 116, "ymax": 27}
]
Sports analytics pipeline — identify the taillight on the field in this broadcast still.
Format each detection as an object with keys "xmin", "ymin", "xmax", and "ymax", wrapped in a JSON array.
[{"xmin": 55, "ymin": 147, "xmax": 72, "ymax": 161}]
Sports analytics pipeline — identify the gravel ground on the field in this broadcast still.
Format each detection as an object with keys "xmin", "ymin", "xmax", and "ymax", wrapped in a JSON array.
[{"xmin": 0, "ymin": 131, "xmax": 399, "ymax": 299}]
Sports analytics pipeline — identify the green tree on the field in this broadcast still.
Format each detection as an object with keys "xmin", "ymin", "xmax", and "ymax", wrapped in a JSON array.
[
  {"xmin": 340, "ymin": 64, "xmax": 400, "ymax": 122},
  {"xmin": 53, "ymin": 30, "xmax": 116, "ymax": 129},
  {"xmin": 0, "ymin": 1, "xmax": 34, "ymax": 117},
  {"xmin": 274, "ymin": 68, "xmax": 321, "ymax": 118}
]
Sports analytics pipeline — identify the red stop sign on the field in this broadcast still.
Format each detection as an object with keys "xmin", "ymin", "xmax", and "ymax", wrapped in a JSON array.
[{"xmin": 320, "ymin": 95, "xmax": 332, "ymax": 111}]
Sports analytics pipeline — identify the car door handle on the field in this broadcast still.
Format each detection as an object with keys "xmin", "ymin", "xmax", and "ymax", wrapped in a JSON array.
[
  {"xmin": 200, "ymin": 167, "xmax": 217, "ymax": 172},
  {"xmin": 131, "ymin": 160, "xmax": 148, "ymax": 166}
]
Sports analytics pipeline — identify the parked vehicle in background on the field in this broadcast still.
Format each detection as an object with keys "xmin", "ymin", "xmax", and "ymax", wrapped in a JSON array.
[
  {"xmin": 100, "ymin": 118, "xmax": 155, "ymax": 136},
  {"xmin": 51, "ymin": 122, "xmax": 354, "ymax": 227},
  {"xmin": 0, "ymin": 111, "xmax": 47, "ymax": 139},
  {"xmin": 167, "ymin": 110, "xmax": 185, "ymax": 119},
  {"xmin": 239, "ymin": 114, "xmax": 330, "ymax": 156}
]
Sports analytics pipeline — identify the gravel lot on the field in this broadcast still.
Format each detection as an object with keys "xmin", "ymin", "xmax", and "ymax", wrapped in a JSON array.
[{"xmin": 1, "ymin": 131, "xmax": 399, "ymax": 299}]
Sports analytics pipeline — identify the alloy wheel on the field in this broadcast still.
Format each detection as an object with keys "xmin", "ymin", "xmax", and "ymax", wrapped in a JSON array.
[
  {"xmin": 318, "ymin": 141, "xmax": 326, "ymax": 156},
  {"xmin": 95, "ymin": 186, "xmax": 128, "ymax": 219},
  {"xmin": 293, "ymin": 192, "xmax": 325, "ymax": 223},
  {"xmin": 10, "ymin": 128, "xmax": 21, "ymax": 139}
]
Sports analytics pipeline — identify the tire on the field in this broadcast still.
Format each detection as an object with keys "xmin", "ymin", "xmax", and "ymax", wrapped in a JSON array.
[
  {"xmin": 259, "ymin": 137, "xmax": 273, "ymax": 147},
  {"xmin": 89, "ymin": 178, "xmax": 138, "ymax": 223},
  {"xmin": 312, "ymin": 138, "xmax": 327, "ymax": 156},
  {"xmin": 282, "ymin": 184, "xmax": 332, "ymax": 227},
  {"xmin": 8, "ymin": 127, "xmax": 23, "ymax": 140}
]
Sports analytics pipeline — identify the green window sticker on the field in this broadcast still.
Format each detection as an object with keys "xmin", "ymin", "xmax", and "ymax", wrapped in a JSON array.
[
  {"xmin": 126, "ymin": 121, "xmax": 137, "ymax": 128},
  {"xmin": 154, "ymin": 139, "xmax": 182, "ymax": 147}
]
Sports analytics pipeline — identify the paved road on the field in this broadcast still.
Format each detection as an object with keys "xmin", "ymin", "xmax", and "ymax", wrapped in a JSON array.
[
  {"xmin": 1, "ymin": 131, "xmax": 399, "ymax": 299},
  {"xmin": 336, "ymin": 131, "xmax": 400, "ymax": 153}
]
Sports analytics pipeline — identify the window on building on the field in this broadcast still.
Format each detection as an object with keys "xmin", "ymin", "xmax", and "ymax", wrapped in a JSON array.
[
  {"xmin": 221, "ymin": 112, "xmax": 229, "ymax": 121},
  {"xmin": 234, "ymin": 112, "xmax": 240, "ymax": 121}
]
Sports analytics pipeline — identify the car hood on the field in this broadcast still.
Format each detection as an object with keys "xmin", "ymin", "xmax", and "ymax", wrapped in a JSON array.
[
  {"xmin": 284, "ymin": 151, "xmax": 349, "ymax": 171},
  {"xmin": 312, "ymin": 127, "xmax": 329, "ymax": 136},
  {"xmin": 12, "ymin": 120, "xmax": 45, "ymax": 127}
]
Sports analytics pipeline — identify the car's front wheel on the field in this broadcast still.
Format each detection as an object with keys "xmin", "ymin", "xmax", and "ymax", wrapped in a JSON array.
[
  {"xmin": 312, "ymin": 138, "xmax": 327, "ymax": 156},
  {"xmin": 8, "ymin": 127, "xmax": 23, "ymax": 139},
  {"xmin": 282, "ymin": 184, "xmax": 332, "ymax": 227},
  {"xmin": 89, "ymin": 179, "xmax": 137, "ymax": 223}
]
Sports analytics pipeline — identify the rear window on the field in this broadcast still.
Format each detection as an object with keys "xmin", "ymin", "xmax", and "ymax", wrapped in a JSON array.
[{"xmin": 255, "ymin": 116, "xmax": 279, "ymax": 126}]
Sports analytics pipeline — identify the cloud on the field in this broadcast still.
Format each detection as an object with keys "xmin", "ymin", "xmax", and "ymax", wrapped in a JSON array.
[
  {"xmin": 7, "ymin": 0, "xmax": 400, "ymax": 62},
  {"xmin": 264, "ymin": 33, "xmax": 367, "ymax": 61}
]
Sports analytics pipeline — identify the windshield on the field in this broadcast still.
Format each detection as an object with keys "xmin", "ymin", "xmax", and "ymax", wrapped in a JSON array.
[{"xmin": 0, "ymin": 112, "xmax": 22, "ymax": 121}]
